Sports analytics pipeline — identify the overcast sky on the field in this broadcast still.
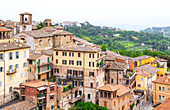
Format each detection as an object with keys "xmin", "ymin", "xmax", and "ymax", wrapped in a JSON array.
[{"xmin": 1, "ymin": 0, "xmax": 170, "ymax": 30}]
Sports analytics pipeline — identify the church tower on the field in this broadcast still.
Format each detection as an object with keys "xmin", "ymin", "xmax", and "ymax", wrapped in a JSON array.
[{"xmin": 19, "ymin": 12, "xmax": 32, "ymax": 32}]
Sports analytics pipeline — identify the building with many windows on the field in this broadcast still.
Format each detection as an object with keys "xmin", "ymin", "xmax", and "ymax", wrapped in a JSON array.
[
  {"xmin": 153, "ymin": 75, "xmax": 170, "ymax": 105},
  {"xmin": 27, "ymin": 53, "xmax": 52, "ymax": 81},
  {"xmin": 99, "ymin": 84, "xmax": 130, "ymax": 110},
  {"xmin": 0, "ymin": 39, "xmax": 30, "ymax": 106},
  {"xmin": 53, "ymin": 44, "xmax": 105, "ymax": 104}
]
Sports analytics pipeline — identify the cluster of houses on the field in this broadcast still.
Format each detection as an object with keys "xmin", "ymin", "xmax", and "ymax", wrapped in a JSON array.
[{"xmin": 0, "ymin": 12, "xmax": 169, "ymax": 110}]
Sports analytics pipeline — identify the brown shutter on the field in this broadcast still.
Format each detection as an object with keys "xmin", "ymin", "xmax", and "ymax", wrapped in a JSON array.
[
  {"xmin": 73, "ymin": 53, "xmax": 74, "ymax": 57},
  {"xmin": 89, "ymin": 62, "xmax": 91, "ymax": 67},
  {"xmin": 89, "ymin": 54, "xmax": 91, "ymax": 58},
  {"xmin": 80, "ymin": 61, "xmax": 82, "ymax": 66},
  {"xmin": 69, "ymin": 52, "xmax": 71, "ymax": 56},
  {"xmin": 56, "ymin": 59, "xmax": 58, "ymax": 64},
  {"xmin": 93, "ymin": 54, "xmax": 94, "ymax": 58},
  {"xmin": 93, "ymin": 62, "xmax": 94, "ymax": 67}
]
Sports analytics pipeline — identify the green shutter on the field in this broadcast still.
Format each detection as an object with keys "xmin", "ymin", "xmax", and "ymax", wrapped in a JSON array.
[
  {"xmin": 38, "ymin": 59, "xmax": 40, "ymax": 65},
  {"xmin": 38, "ymin": 67, "xmax": 40, "ymax": 73},
  {"xmin": 47, "ymin": 57, "xmax": 49, "ymax": 63}
]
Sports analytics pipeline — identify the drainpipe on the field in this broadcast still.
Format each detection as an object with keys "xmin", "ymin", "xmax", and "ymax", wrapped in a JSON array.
[{"xmin": 3, "ymin": 51, "xmax": 5, "ymax": 102}]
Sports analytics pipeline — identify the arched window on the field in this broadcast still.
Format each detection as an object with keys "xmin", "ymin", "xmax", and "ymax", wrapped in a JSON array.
[
  {"xmin": 108, "ymin": 92, "xmax": 111, "ymax": 98},
  {"xmin": 39, "ymin": 40, "xmax": 42, "ymax": 46},
  {"xmin": 100, "ymin": 91, "xmax": 103, "ymax": 97},
  {"xmin": 48, "ymin": 39, "xmax": 51, "ymax": 45},
  {"xmin": 104, "ymin": 92, "xmax": 107, "ymax": 98}
]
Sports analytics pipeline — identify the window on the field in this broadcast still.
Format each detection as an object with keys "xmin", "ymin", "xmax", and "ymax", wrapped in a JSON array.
[
  {"xmin": 162, "ymin": 96, "xmax": 165, "ymax": 102},
  {"xmin": 157, "ymin": 69, "xmax": 159, "ymax": 72},
  {"xmin": 71, "ymin": 95, "xmax": 73, "ymax": 99},
  {"xmin": 25, "ymin": 72, "xmax": 27, "ymax": 76},
  {"xmin": 79, "ymin": 71, "xmax": 83, "ymax": 76},
  {"xmin": 89, "ymin": 54, "xmax": 94, "ymax": 58},
  {"xmin": 78, "ymin": 53, "xmax": 81, "ymax": 57},
  {"xmin": 62, "ymin": 60, "xmax": 67, "ymax": 64},
  {"xmin": 0, "ymin": 67, "xmax": 4, "ymax": 72},
  {"xmin": 47, "ymin": 65, "xmax": 49, "ymax": 70},
  {"xmin": 141, "ymin": 77, "xmax": 143, "ymax": 81},
  {"xmin": 161, "ymin": 74, "xmax": 163, "ymax": 77},
  {"xmin": 69, "ymin": 52, "xmax": 74, "ymax": 57},
  {"xmin": 23, "ymin": 62, "xmax": 27, "ymax": 67},
  {"xmin": 20, "ymin": 73, "xmax": 23, "ymax": 77},
  {"xmin": 50, "ymin": 86, "xmax": 54, "ymax": 91},
  {"xmin": 38, "ymin": 75, "xmax": 41, "ymax": 80},
  {"xmin": 64, "ymin": 35, "xmax": 66, "ymax": 37},
  {"xmin": 168, "ymin": 88, "xmax": 169, "ymax": 91},
  {"xmin": 97, "ymin": 53, "xmax": 99, "ymax": 58},
  {"xmin": 91, "ymin": 83, "xmax": 93, "ymax": 88},
  {"xmin": 114, "ymin": 101, "xmax": 116, "ymax": 106},
  {"xmin": 0, "ymin": 81, "xmax": 1, "ymax": 87},
  {"xmin": 161, "ymin": 69, "xmax": 163, "ymax": 72},
  {"xmin": 15, "ymin": 51, "xmax": 19, "ymax": 59},
  {"xmin": 56, "ymin": 59, "xmax": 58, "ymax": 64},
  {"xmin": 159, "ymin": 95, "xmax": 161, "ymax": 100},
  {"xmin": 55, "ymin": 68, "xmax": 59, "ymax": 73},
  {"xmin": 62, "ymin": 52, "xmax": 67, "ymax": 56},
  {"xmin": 119, "ymin": 72, "xmax": 121, "ymax": 75},
  {"xmin": 69, "ymin": 60, "xmax": 74, "ymax": 65},
  {"xmin": 159, "ymin": 86, "xmax": 161, "ymax": 91},
  {"xmin": 111, "ymin": 79, "xmax": 113, "ymax": 83},
  {"xmin": 88, "ymin": 94, "xmax": 90, "ymax": 99},
  {"xmin": 56, "ymin": 52, "xmax": 58, "ymax": 55},
  {"xmin": 39, "ymin": 40, "xmax": 42, "ymax": 46},
  {"xmin": 9, "ymin": 52, "xmax": 13, "ymax": 60},
  {"xmin": 79, "ymin": 81, "xmax": 83, "ymax": 86},
  {"xmin": 48, "ymin": 39, "xmax": 51, "ymax": 45},
  {"xmin": 104, "ymin": 92, "xmax": 107, "ymax": 97},
  {"xmin": 162, "ymin": 87, "xmax": 165, "ymax": 91},
  {"xmin": 89, "ymin": 62, "xmax": 94, "ymax": 67},
  {"xmin": 138, "ymin": 84, "xmax": 141, "ymax": 87},
  {"xmin": 29, "ymin": 60, "xmax": 32, "ymax": 64},
  {"xmin": 51, "ymin": 105, "xmax": 54, "ymax": 110},
  {"xmin": 47, "ymin": 57, "xmax": 49, "ymax": 63},
  {"xmin": 9, "ymin": 86, "xmax": 12, "ymax": 93},
  {"xmin": 157, "ymin": 74, "xmax": 159, "ymax": 77},
  {"xmin": 24, "ymin": 50, "xmax": 26, "ymax": 58},
  {"xmin": 73, "ymin": 70, "xmax": 77, "ymax": 76},
  {"xmin": 10, "ymin": 75, "xmax": 12, "ymax": 80},
  {"xmin": 0, "ymin": 54, "xmax": 4, "ymax": 61},
  {"xmin": 104, "ymin": 101, "xmax": 107, "ymax": 107},
  {"xmin": 89, "ymin": 72, "xmax": 94, "ymax": 77},
  {"xmin": 100, "ymin": 91, "xmax": 103, "ymax": 97},
  {"xmin": 15, "ymin": 64, "xmax": 19, "ymax": 69},
  {"xmin": 96, "ymin": 82, "xmax": 98, "ymax": 87},
  {"xmin": 122, "ymin": 96, "xmax": 125, "ymax": 101},
  {"xmin": 108, "ymin": 93, "xmax": 111, "ymax": 98},
  {"xmin": 77, "ymin": 61, "xmax": 82, "ymax": 66},
  {"xmin": 50, "ymin": 95, "xmax": 54, "ymax": 99}
]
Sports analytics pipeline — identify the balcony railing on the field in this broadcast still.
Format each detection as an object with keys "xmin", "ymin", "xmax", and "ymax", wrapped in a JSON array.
[
  {"xmin": 67, "ymin": 75, "xmax": 83, "ymax": 80},
  {"xmin": 69, "ymin": 96, "xmax": 82, "ymax": 103},
  {"xmin": 6, "ymin": 69, "xmax": 16, "ymax": 75},
  {"xmin": 38, "ymin": 62, "xmax": 50, "ymax": 67}
]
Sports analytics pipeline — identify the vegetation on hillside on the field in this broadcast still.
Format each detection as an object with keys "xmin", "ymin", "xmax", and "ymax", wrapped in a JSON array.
[
  {"xmin": 65, "ymin": 22, "xmax": 170, "ymax": 55},
  {"xmin": 69, "ymin": 102, "xmax": 108, "ymax": 110}
]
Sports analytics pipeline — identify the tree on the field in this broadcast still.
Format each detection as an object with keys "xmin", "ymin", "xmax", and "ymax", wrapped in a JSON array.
[{"xmin": 101, "ymin": 44, "xmax": 107, "ymax": 51}]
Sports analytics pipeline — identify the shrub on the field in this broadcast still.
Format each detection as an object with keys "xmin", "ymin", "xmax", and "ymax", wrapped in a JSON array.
[{"xmin": 63, "ymin": 86, "xmax": 67, "ymax": 92}]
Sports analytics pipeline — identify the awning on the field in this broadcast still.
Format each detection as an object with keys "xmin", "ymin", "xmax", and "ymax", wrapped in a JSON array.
[
  {"xmin": 134, "ymin": 89, "xmax": 144, "ymax": 93},
  {"xmin": 37, "ymin": 96, "xmax": 46, "ymax": 100},
  {"xmin": 49, "ymin": 93, "xmax": 56, "ymax": 96},
  {"xmin": 37, "ymin": 87, "xmax": 46, "ymax": 91},
  {"xmin": 50, "ymin": 85, "xmax": 55, "ymax": 87}
]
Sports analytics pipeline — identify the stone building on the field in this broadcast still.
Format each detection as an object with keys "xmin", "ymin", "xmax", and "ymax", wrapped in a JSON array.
[
  {"xmin": 20, "ymin": 80, "xmax": 57, "ymax": 110},
  {"xmin": 99, "ymin": 84, "xmax": 130, "ymax": 110},
  {"xmin": 0, "ymin": 39, "xmax": 30, "ymax": 106},
  {"xmin": 0, "ymin": 27, "xmax": 12, "ymax": 41},
  {"xmin": 14, "ymin": 13, "xmax": 74, "ymax": 52},
  {"xmin": 53, "ymin": 44, "xmax": 105, "ymax": 104}
]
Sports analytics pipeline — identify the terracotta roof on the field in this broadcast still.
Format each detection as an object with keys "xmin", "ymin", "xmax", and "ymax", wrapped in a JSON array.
[
  {"xmin": 136, "ymin": 71, "xmax": 152, "ymax": 78},
  {"xmin": 116, "ymin": 85, "xmax": 130, "ymax": 96},
  {"xmin": 104, "ymin": 55, "xmax": 115, "ymax": 61},
  {"xmin": 0, "ymin": 100, "xmax": 36, "ymax": 110},
  {"xmin": 99, "ymin": 84, "xmax": 119, "ymax": 91},
  {"xmin": 20, "ymin": 80, "xmax": 55, "ymax": 88},
  {"xmin": 0, "ymin": 27, "xmax": 12, "ymax": 32},
  {"xmin": 73, "ymin": 37, "xmax": 96, "ymax": 47},
  {"xmin": 99, "ymin": 84, "xmax": 130, "ymax": 96},
  {"xmin": 135, "ymin": 65, "xmax": 157, "ymax": 76},
  {"xmin": 106, "ymin": 62, "xmax": 124, "ymax": 70},
  {"xmin": 41, "ymin": 49, "xmax": 53, "ymax": 56},
  {"xmin": 27, "ymin": 53, "xmax": 42, "ymax": 60},
  {"xmin": 131, "ymin": 55, "xmax": 152, "ymax": 62},
  {"xmin": 153, "ymin": 75, "xmax": 170, "ymax": 85},
  {"xmin": 54, "ymin": 25, "xmax": 64, "ymax": 30},
  {"xmin": 54, "ymin": 45, "xmax": 100, "ymax": 53},
  {"xmin": 52, "ymin": 30, "xmax": 73, "ymax": 35},
  {"xmin": 154, "ymin": 98, "xmax": 170, "ymax": 110},
  {"xmin": 0, "ymin": 42, "xmax": 30, "ymax": 52},
  {"xmin": 20, "ymin": 12, "xmax": 32, "ymax": 15},
  {"xmin": 156, "ymin": 58, "xmax": 168, "ymax": 62}
]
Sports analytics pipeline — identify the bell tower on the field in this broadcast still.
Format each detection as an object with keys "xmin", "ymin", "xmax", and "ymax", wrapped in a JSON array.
[
  {"xmin": 19, "ymin": 12, "xmax": 32, "ymax": 32},
  {"xmin": 44, "ymin": 19, "xmax": 51, "ymax": 27}
]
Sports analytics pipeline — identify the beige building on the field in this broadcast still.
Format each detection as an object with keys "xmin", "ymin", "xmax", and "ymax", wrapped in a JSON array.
[
  {"xmin": 14, "ymin": 13, "xmax": 74, "ymax": 52},
  {"xmin": 99, "ymin": 84, "xmax": 130, "ymax": 110},
  {"xmin": 27, "ymin": 52, "xmax": 52, "ymax": 81},
  {"xmin": 0, "ymin": 39, "xmax": 30, "ymax": 106},
  {"xmin": 53, "ymin": 44, "xmax": 105, "ymax": 105}
]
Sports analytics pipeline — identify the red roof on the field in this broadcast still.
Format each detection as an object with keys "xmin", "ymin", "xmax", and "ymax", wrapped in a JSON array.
[{"xmin": 0, "ymin": 27, "xmax": 11, "ymax": 32}]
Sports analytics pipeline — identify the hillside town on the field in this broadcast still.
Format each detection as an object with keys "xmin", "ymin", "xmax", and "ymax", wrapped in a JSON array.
[{"xmin": 0, "ymin": 12, "xmax": 169, "ymax": 110}]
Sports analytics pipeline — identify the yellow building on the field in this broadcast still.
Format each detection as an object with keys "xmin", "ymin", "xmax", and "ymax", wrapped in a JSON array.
[
  {"xmin": 0, "ymin": 40, "xmax": 30, "ymax": 106},
  {"xmin": 53, "ymin": 44, "xmax": 105, "ymax": 105},
  {"xmin": 27, "ymin": 53, "xmax": 52, "ymax": 81},
  {"xmin": 135, "ymin": 71, "xmax": 156, "ymax": 102}
]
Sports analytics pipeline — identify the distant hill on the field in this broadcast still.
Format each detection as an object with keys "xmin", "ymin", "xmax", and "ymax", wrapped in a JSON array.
[{"xmin": 143, "ymin": 26, "xmax": 170, "ymax": 37}]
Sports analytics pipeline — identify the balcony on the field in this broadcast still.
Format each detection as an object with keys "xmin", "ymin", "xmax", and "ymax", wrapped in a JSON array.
[
  {"xmin": 37, "ymin": 100, "xmax": 46, "ymax": 106},
  {"xmin": 69, "ymin": 96, "xmax": 82, "ymax": 103},
  {"xmin": 67, "ymin": 75, "xmax": 83, "ymax": 80},
  {"xmin": 37, "ymin": 69, "xmax": 51, "ymax": 75},
  {"xmin": 6, "ymin": 69, "xmax": 16, "ymax": 75},
  {"xmin": 38, "ymin": 62, "xmax": 50, "ymax": 67}
]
